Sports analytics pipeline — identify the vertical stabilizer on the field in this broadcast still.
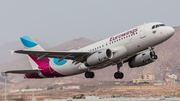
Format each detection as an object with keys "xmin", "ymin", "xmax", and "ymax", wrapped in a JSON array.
[{"xmin": 20, "ymin": 35, "xmax": 45, "ymax": 70}]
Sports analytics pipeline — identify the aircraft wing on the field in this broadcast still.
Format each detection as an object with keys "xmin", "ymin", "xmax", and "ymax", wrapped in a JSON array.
[{"xmin": 14, "ymin": 50, "xmax": 92, "ymax": 62}]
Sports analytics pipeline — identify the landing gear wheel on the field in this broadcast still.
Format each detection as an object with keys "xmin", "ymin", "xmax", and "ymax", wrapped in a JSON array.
[
  {"xmin": 85, "ymin": 71, "xmax": 95, "ymax": 78},
  {"xmin": 89, "ymin": 72, "xmax": 94, "ymax": 78},
  {"xmin": 114, "ymin": 72, "xmax": 124, "ymax": 79},
  {"xmin": 114, "ymin": 72, "xmax": 119, "ymax": 79},
  {"xmin": 153, "ymin": 55, "xmax": 158, "ymax": 59},
  {"xmin": 118, "ymin": 72, "xmax": 124, "ymax": 79},
  {"xmin": 85, "ymin": 71, "xmax": 90, "ymax": 78}
]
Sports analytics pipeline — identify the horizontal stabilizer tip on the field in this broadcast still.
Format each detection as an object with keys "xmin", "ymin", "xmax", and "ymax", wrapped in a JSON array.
[
  {"xmin": 3, "ymin": 69, "xmax": 41, "ymax": 74},
  {"xmin": 10, "ymin": 50, "xmax": 15, "ymax": 55}
]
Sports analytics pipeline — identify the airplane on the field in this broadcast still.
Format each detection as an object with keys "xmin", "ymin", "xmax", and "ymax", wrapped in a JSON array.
[{"xmin": 2, "ymin": 22, "xmax": 175, "ymax": 79}]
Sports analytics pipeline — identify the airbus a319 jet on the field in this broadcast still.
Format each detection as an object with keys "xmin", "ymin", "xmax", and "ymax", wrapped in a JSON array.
[{"xmin": 3, "ymin": 22, "xmax": 175, "ymax": 79}]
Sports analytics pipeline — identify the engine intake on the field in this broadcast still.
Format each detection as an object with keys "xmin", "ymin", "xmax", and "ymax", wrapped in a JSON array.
[
  {"xmin": 128, "ymin": 50, "xmax": 157, "ymax": 68},
  {"xmin": 85, "ymin": 49, "xmax": 113, "ymax": 66}
]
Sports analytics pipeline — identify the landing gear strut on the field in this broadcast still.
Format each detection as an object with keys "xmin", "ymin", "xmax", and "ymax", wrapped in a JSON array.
[
  {"xmin": 114, "ymin": 63, "xmax": 124, "ymax": 79},
  {"xmin": 85, "ymin": 71, "xmax": 94, "ymax": 78},
  {"xmin": 149, "ymin": 47, "xmax": 158, "ymax": 59}
]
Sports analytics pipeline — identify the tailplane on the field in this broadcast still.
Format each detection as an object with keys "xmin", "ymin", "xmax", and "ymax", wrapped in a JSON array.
[{"xmin": 20, "ymin": 35, "xmax": 46, "ymax": 69}]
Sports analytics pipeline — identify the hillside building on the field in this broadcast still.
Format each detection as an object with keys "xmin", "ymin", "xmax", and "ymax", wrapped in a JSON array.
[
  {"xmin": 133, "ymin": 73, "xmax": 155, "ymax": 84},
  {"xmin": 168, "ymin": 74, "xmax": 177, "ymax": 79},
  {"xmin": 143, "ymin": 73, "xmax": 155, "ymax": 80}
]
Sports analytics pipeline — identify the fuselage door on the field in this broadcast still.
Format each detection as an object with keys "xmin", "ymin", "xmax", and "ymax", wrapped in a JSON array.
[{"xmin": 139, "ymin": 24, "xmax": 146, "ymax": 39}]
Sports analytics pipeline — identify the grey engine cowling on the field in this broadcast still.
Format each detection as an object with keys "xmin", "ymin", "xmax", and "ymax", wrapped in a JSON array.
[
  {"xmin": 85, "ymin": 49, "xmax": 113, "ymax": 66},
  {"xmin": 128, "ymin": 50, "xmax": 157, "ymax": 68}
]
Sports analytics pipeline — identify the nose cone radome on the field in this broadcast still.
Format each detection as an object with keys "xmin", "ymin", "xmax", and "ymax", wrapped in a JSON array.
[{"xmin": 167, "ymin": 27, "xmax": 175, "ymax": 37}]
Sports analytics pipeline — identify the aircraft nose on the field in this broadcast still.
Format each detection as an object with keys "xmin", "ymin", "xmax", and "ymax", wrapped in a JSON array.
[{"xmin": 167, "ymin": 27, "xmax": 175, "ymax": 37}]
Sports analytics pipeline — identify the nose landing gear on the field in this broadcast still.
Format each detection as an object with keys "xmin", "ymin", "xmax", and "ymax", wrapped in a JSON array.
[{"xmin": 149, "ymin": 46, "xmax": 158, "ymax": 60}]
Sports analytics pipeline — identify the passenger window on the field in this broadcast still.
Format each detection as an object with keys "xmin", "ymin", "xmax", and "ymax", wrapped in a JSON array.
[
  {"xmin": 119, "ymin": 39, "xmax": 120, "ymax": 41},
  {"xmin": 126, "ymin": 36, "xmax": 128, "ymax": 38},
  {"xmin": 99, "ymin": 46, "xmax": 101, "ymax": 48},
  {"xmin": 129, "ymin": 35, "xmax": 130, "ymax": 37}
]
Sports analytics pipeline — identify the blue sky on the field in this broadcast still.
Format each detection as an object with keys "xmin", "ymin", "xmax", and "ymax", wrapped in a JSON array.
[{"xmin": 0, "ymin": 0, "xmax": 179, "ymax": 46}]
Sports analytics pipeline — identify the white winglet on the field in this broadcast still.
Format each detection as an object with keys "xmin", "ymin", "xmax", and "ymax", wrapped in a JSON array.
[{"xmin": 10, "ymin": 50, "xmax": 15, "ymax": 55}]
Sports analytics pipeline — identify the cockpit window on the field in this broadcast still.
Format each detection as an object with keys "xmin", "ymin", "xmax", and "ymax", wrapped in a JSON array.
[
  {"xmin": 159, "ymin": 24, "xmax": 166, "ymax": 26},
  {"xmin": 152, "ymin": 24, "xmax": 166, "ymax": 29},
  {"xmin": 156, "ymin": 24, "xmax": 159, "ymax": 28}
]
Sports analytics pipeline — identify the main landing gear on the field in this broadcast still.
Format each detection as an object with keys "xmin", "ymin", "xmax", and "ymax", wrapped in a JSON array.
[
  {"xmin": 114, "ymin": 63, "xmax": 124, "ymax": 79},
  {"xmin": 85, "ymin": 71, "xmax": 95, "ymax": 78}
]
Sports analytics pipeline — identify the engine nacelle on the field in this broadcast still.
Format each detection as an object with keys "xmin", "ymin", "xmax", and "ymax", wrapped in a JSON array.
[
  {"xmin": 128, "ymin": 50, "xmax": 157, "ymax": 68},
  {"xmin": 85, "ymin": 49, "xmax": 113, "ymax": 66}
]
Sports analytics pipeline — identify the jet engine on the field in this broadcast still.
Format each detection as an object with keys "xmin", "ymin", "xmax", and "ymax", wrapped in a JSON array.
[
  {"xmin": 128, "ymin": 50, "xmax": 157, "ymax": 68},
  {"xmin": 85, "ymin": 49, "xmax": 113, "ymax": 66}
]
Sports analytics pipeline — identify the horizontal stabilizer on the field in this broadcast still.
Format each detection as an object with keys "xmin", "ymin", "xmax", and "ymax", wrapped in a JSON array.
[
  {"xmin": 10, "ymin": 50, "xmax": 15, "ymax": 55},
  {"xmin": 2, "ymin": 69, "xmax": 41, "ymax": 74}
]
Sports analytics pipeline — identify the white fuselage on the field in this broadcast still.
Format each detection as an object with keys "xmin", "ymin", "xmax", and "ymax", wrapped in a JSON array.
[{"xmin": 46, "ymin": 22, "xmax": 174, "ymax": 77}]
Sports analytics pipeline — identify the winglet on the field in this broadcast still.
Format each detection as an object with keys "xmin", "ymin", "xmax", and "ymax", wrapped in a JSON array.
[{"xmin": 10, "ymin": 50, "xmax": 15, "ymax": 55}]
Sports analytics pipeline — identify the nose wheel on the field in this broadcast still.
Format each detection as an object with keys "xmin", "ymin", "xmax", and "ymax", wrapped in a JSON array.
[
  {"xmin": 114, "ymin": 63, "xmax": 124, "ymax": 79},
  {"xmin": 85, "ymin": 71, "xmax": 94, "ymax": 78},
  {"xmin": 149, "ymin": 46, "xmax": 158, "ymax": 60}
]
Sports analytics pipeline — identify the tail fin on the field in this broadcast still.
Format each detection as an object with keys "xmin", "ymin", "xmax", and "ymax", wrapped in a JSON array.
[
  {"xmin": 20, "ymin": 35, "xmax": 45, "ymax": 51},
  {"xmin": 20, "ymin": 35, "xmax": 46, "ymax": 70}
]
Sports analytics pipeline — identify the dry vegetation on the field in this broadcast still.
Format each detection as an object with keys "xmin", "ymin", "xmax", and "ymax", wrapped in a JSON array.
[{"xmin": 1, "ymin": 81, "xmax": 180, "ymax": 100}]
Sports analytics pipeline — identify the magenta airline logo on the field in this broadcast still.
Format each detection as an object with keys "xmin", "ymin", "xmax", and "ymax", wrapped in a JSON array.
[{"xmin": 152, "ymin": 30, "xmax": 156, "ymax": 34}]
